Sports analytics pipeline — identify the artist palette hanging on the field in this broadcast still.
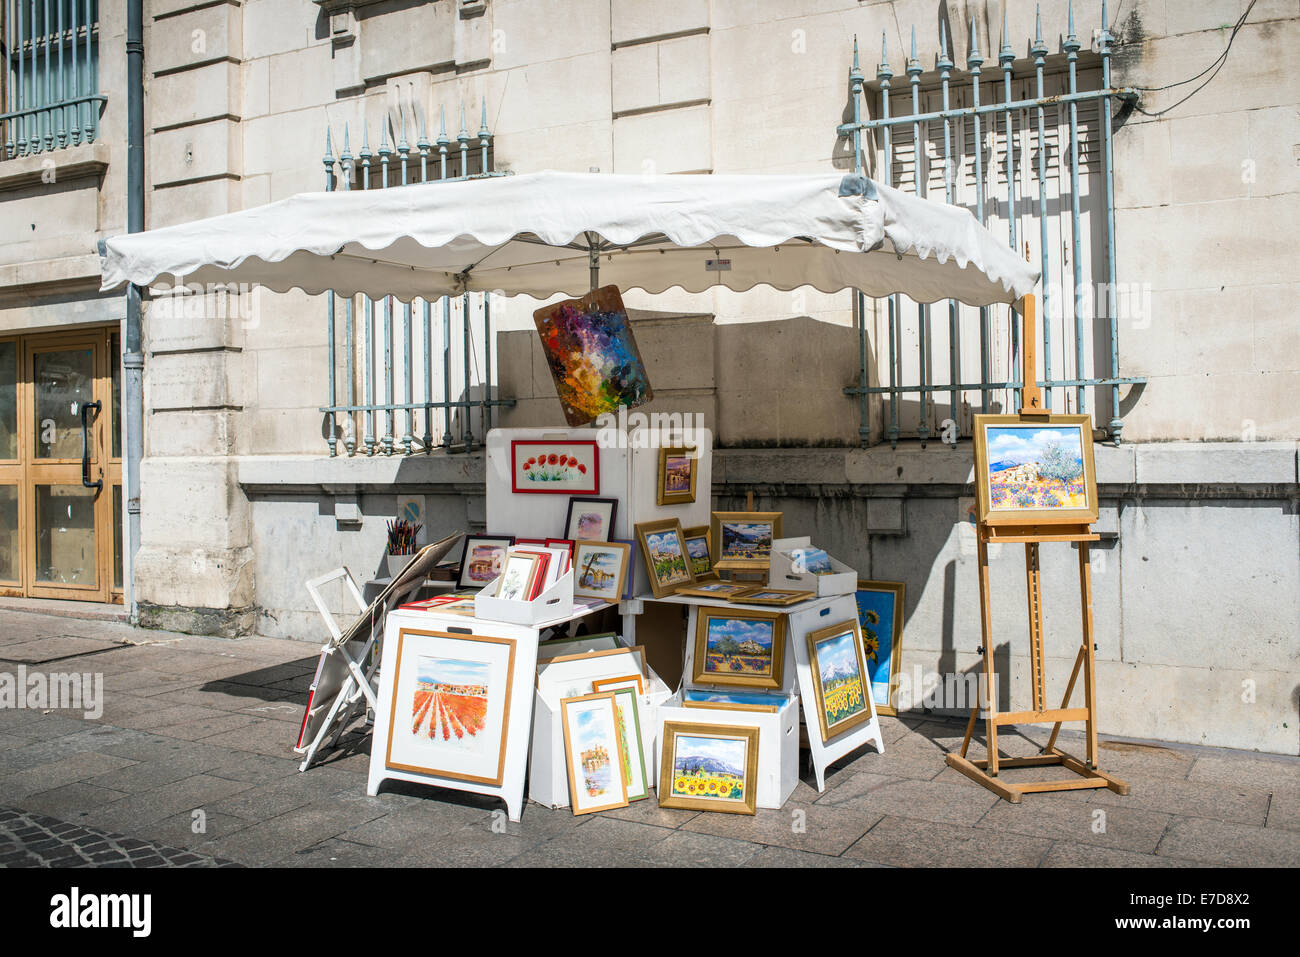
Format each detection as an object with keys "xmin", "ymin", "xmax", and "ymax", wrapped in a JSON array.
[{"xmin": 532, "ymin": 284, "xmax": 653, "ymax": 427}]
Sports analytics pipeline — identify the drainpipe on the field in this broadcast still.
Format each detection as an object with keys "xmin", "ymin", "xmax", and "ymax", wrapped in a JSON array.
[{"xmin": 124, "ymin": 0, "xmax": 145, "ymax": 621}]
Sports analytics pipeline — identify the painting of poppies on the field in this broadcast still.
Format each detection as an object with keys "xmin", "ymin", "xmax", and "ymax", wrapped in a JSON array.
[
  {"xmin": 511, "ymin": 439, "xmax": 599, "ymax": 494},
  {"xmin": 533, "ymin": 285, "xmax": 653, "ymax": 427},
  {"xmin": 973, "ymin": 414, "xmax": 1098, "ymax": 526}
]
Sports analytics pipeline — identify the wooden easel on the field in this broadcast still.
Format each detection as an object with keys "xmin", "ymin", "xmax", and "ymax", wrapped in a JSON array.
[{"xmin": 945, "ymin": 294, "xmax": 1129, "ymax": 803}]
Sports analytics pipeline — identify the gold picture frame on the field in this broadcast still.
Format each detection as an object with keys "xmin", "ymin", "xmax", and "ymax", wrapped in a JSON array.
[
  {"xmin": 727, "ymin": 586, "xmax": 816, "ymax": 607},
  {"xmin": 973, "ymin": 413, "xmax": 1099, "ymax": 527},
  {"xmin": 658, "ymin": 721, "xmax": 760, "ymax": 815},
  {"xmin": 681, "ymin": 524, "xmax": 716, "ymax": 582},
  {"xmin": 657, "ymin": 446, "xmax": 699, "ymax": 505},
  {"xmin": 692, "ymin": 606, "xmax": 786, "ymax": 690},
  {"xmin": 711, "ymin": 511, "xmax": 783, "ymax": 570},
  {"xmin": 384, "ymin": 628, "xmax": 516, "ymax": 786},
  {"xmin": 673, "ymin": 581, "xmax": 752, "ymax": 600},
  {"xmin": 806, "ymin": 619, "xmax": 873, "ymax": 741},
  {"xmin": 634, "ymin": 518, "xmax": 697, "ymax": 598},
  {"xmin": 560, "ymin": 691, "xmax": 629, "ymax": 815}
]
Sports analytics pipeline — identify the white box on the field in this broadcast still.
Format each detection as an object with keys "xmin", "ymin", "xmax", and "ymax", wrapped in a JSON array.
[
  {"xmin": 473, "ymin": 569, "xmax": 574, "ymax": 625},
  {"xmin": 529, "ymin": 664, "xmax": 673, "ymax": 809},
  {"xmin": 654, "ymin": 691, "xmax": 799, "ymax": 810},
  {"xmin": 768, "ymin": 536, "xmax": 857, "ymax": 597}
]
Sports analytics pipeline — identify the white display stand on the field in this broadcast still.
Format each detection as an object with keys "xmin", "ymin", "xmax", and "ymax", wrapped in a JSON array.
[
  {"xmin": 788, "ymin": 593, "xmax": 885, "ymax": 790},
  {"xmin": 658, "ymin": 591, "xmax": 884, "ymax": 793},
  {"xmin": 654, "ymin": 690, "xmax": 800, "ymax": 809},
  {"xmin": 366, "ymin": 600, "xmax": 606, "ymax": 821},
  {"xmin": 768, "ymin": 536, "xmax": 856, "ymax": 597},
  {"xmin": 529, "ymin": 662, "xmax": 673, "ymax": 809},
  {"xmin": 474, "ymin": 568, "xmax": 575, "ymax": 625}
]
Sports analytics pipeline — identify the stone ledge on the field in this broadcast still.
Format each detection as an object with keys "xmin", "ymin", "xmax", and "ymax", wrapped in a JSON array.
[
  {"xmin": 236, "ymin": 452, "xmax": 485, "ymax": 493},
  {"xmin": 136, "ymin": 600, "xmax": 259, "ymax": 639},
  {"xmin": 1134, "ymin": 442, "xmax": 1299, "ymax": 485},
  {"xmin": 0, "ymin": 141, "xmax": 110, "ymax": 193}
]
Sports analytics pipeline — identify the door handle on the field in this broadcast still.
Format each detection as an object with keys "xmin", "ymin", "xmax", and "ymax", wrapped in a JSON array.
[{"xmin": 81, "ymin": 400, "xmax": 103, "ymax": 491}]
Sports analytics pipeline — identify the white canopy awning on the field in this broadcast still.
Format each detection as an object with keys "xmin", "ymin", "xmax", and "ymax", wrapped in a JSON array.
[{"xmin": 98, "ymin": 170, "xmax": 1038, "ymax": 306}]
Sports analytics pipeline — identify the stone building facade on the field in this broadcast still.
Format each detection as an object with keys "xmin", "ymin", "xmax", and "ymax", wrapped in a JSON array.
[{"xmin": 1, "ymin": 0, "xmax": 1296, "ymax": 754}]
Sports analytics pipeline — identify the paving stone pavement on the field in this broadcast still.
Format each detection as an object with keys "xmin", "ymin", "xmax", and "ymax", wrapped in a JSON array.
[{"xmin": 0, "ymin": 607, "xmax": 1297, "ymax": 868}]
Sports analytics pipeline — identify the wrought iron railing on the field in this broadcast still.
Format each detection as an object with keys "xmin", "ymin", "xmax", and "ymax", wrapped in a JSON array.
[
  {"xmin": 318, "ymin": 95, "xmax": 514, "ymax": 456},
  {"xmin": 2, "ymin": 0, "xmax": 103, "ymax": 158},
  {"xmin": 838, "ymin": 2, "xmax": 1145, "ymax": 447}
]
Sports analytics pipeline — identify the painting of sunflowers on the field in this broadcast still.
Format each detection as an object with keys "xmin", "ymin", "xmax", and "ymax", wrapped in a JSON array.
[
  {"xmin": 855, "ymin": 580, "xmax": 905, "ymax": 716},
  {"xmin": 658, "ymin": 722, "xmax": 759, "ymax": 815}
]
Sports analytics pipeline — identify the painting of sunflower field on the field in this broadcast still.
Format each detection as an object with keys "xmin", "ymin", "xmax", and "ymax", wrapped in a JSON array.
[
  {"xmin": 659, "ymin": 722, "xmax": 759, "ymax": 814},
  {"xmin": 809, "ymin": 624, "xmax": 870, "ymax": 738}
]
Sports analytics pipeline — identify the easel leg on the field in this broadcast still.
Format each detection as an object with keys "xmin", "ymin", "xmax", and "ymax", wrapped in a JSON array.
[
  {"xmin": 1025, "ymin": 542, "xmax": 1046, "ymax": 712},
  {"xmin": 1079, "ymin": 541, "xmax": 1099, "ymax": 769},
  {"xmin": 958, "ymin": 705, "xmax": 978, "ymax": 759},
  {"xmin": 1045, "ymin": 646, "xmax": 1085, "ymax": 753},
  {"xmin": 977, "ymin": 536, "xmax": 999, "ymax": 776}
]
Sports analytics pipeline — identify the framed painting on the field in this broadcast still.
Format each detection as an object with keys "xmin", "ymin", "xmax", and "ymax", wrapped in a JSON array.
[
  {"xmin": 532, "ymin": 285, "xmax": 653, "ymax": 427},
  {"xmin": 572, "ymin": 539, "xmax": 631, "ymax": 603},
  {"xmin": 682, "ymin": 524, "xmax": 716, "ymax": 582},
  {"xmin": 658, "ymin": 722, "xmax": 760, "ymax": 815},
  {"xmin": 455, "ymin": 535, "xmax": 515, "ymax": 590},
  {"xmin": 973, "ymin": 413, "xmax": 1098, "ymax": 527},
  {"xmin": 560, "ymin": 691, "xmax": 629, "ymax": 814},
  {"xmin": 633, "ymin": 518, "xmax": 696, "ymax": 598},
  {"xmin": 806, "ymin": 619, "xmax": 872, "ymax": 741},
  {"xmin": 537, "ymin": 646, "xmax": 648, "ymax": 705},
  {"xmin": 711, "ymin": 511, "xmax": 783, "ymax": 570},
  {"xmin": 592, "ymin": 673, "xmax": 644, "ymax": 695},
  {"xmin": 855, "ymin": 579, "xmax": 905, "ymax": 717},
  {"xmin": 384, "ymin": 628, "xmax": 516, "ymax": 786},
  {"xmin": 510, "ymin": 439, "xmax": 599, "ymax": 494},
  {"xmin": 681, "ymin": 689, "xmax": 787, "ymax": 714},
  {"xmin": 691, "ymin": 606, "xmax": 785, "ymax": 690},
  {"xmin": 674, "ymin": 580, "xmax": 752, "ymax": 600},
  {"xmin": 564, "ymin": 496, "xmax": 619, "ymax": 542},
  {"xmin": 657, "ymin": 446, "xmax": 699, "ymax": 505},
  {"xmin": 495, "ymin": 550, "xmax": 542, "ymax": 601},
  {"xmin": 609, "ymin": 687, "xmax": 648, "ymax": 802},
  {"xmin": 728, "ymin": 587, "xmax": 815, "ymax": 607}
]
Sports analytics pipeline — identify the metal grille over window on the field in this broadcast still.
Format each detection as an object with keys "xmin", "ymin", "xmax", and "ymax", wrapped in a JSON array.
[
  {"xmin": 2, "ymin": 0, "xmax": 103, "ymax": 159},
  {"xmin": 838, "ymin": 3, "xmax": 1145, "ymax": 447},
  {"xmin": 318, "ymin": 96, "xmax": 513, "ymax": 457}
]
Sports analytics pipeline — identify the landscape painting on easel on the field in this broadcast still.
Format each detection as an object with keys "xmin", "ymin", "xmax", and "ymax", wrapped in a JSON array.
[{"xmin": 973, "ymin": 414, "xmax": 1099, "ymax": 526}]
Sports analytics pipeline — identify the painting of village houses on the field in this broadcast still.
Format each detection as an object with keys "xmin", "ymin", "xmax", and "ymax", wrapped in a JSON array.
[
  {"xmin": 409, "ymin": 657, "xmax": 491, "ymax": 752},
  {"xmin": 983, "ymin": 424, "xmax": 1090, "ymax": 512},
  {"xmin": 573, "ymin": 710, "xmax": 618, "ymax": 799},
  {"xmin": 699, "ymin": 612, "xmax": 782, "ymax": 686},
  {"xmin": 645, "ymin": 529, "xmax": 689, "ymax": 583}
]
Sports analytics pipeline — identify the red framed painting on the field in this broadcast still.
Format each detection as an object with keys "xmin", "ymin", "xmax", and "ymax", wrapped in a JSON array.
[{"xmin": 510, "ymin": 439, "xmax": 600, "ymax": 495}]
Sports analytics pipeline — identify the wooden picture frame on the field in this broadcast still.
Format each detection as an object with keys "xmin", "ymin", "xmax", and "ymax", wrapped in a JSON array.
[
  {"xmin": 510, "ymin": 439, "xmax": 599, "ymax": 495},
  {"xmin": 572, "ymin": 539, "xmax": 631, "ymax": 603},
  {"xmin": 692, "ymin": 606, "xmax": 785, "ymax": 690},
  {"xmin": 806, "ymin": 619, "xmax": 873, "ymax": 741},
  {"xmin": 564, "ymin": 496, "xmax": 619, "ymax": 542},
  {"xmin": 681, "ymin": 524, "xmax": 716, "ymax": 582},
  {"xmin": 856, "ymin": 579, "xmax": 905, "ymax": 717},
  {"xmin": 609, "ymin": 687, "xmax": 648, "ymax": 802},
  {"xmin": 560, "ymin": 692, "xmax": 629, "ymax": 815},
  {"xmin": 973, "ymin": 413, "xmax": 1099, "ymax": 527},
  {"xmin": 727, "ymin": 586, "xmax": 816, "ymax": 607},
  {"xmin": 494, "ymin": 549, "xmax": 542, "ymax": 601},
  {"xmin": 658, "ymin": 721, "xmax": 760, "ymax": 815},
  {"xmin": 674, "ymin": 581, "xmax": 752, "ymax": 600},
  {"xmin": 592, "ymin": 673, "xmax": 644, "ymax": 695},
  {"xmin": 456, "ymin": 534, "xmax": 515, "ymax": 590},
  {"xmin": 384, "ymin": 628, "xmax": 516, "ymax": 786},
  {"xmin": 634, "ymin": 518, "xmax": 696, "ymax": 598},
  {"xmin": 656, "ymin": 446, "xmax": 699, "ymax": 505},
  {"xmin": 711, "ymin": 511, "xmax": 783, "ymax": 570}
]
